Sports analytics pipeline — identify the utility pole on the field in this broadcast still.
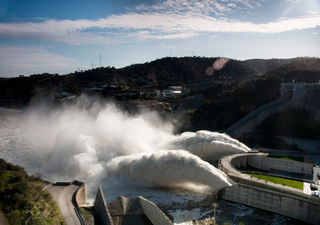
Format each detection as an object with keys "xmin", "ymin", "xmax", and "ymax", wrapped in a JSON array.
[
  {"xmin": 213, "ymin": 203, "xmax": 218, "ymax": 221},
  {"xmin": 60, "ymin": 82, "xmax": 62, "ymax": 93},
  {"xmin": 100, "ymin": 55, "xmax": 102, "ymax": 67}
]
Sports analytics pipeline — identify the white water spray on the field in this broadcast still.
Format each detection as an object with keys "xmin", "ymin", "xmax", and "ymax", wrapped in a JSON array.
[
  {"xmin": 106, "ymin": 150, "xmax": 235, "ymax": 192},
  {"xmin": 0, "ymin": 96, "xmax": 248, "ymax": 200}
]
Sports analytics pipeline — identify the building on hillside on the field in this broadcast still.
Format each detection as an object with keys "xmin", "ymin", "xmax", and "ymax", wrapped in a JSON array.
[
  {"xmin": 163, "ymin": 90, "xmax": 174, "ymax": 99},
  {"xmin": 151, "ymin": 90, "xmax": 161, "ymax": 99},
  {"xmin": 168, "ymin": 86, "xmax": 182, "ymax": 91},
  {"xmin": 169, "ymin": 86, "xmax": 183, "ymax": 96}
]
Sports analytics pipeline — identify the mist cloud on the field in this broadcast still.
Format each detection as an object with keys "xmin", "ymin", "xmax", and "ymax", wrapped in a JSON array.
[{"xmin": 0, "ymin": 95, "xmax": 250, "ymax": 200}]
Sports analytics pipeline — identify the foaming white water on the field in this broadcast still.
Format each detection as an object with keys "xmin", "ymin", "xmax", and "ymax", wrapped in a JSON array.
[
  {"xmin": 0, "ymin": 96, "xmax": 247, "ymax": 201},
  {"xmin": 0, "ymin": 100, "xmax": 300, "ymax": 224},
  {"xmin": 161, "ymin": 130, "xmax": 250, "ymax": 163},
  {"xmin": 106, "ymin": 150, "xmax": 235, "ymax": 192}
]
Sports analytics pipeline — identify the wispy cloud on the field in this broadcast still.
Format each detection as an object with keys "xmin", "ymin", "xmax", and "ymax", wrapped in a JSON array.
[
  {"xmin": 0, "ymin": 0, "xmax": 319, "ymax": 44},
  {"xmin": 155, "ymin": 43, "xmax": 193, "ymax": 50},
  {"xmin": 285, "ymin": 0, "xmax": 303, "ymax": 4},
  {"xmin": 0, "ymin": 46, "xmax": 72, "ymax": 64},
  {"xmin": 0, "ymin": 46, "xmax": 74, "ymax": 76}
]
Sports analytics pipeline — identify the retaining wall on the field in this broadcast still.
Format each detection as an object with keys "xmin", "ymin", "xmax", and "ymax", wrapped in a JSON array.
[
  {"xmin": 94, "ymin": 187, "xmax": 114, "ymax": 225},
  {"xmin": 139, "ymin": 197, "xmax": 173, "ymax": 225},
  {"xmin": 242, "ymin": 155, "xmax": 314, "ymax": 175},
  {"xmin": 74, "ymin": 180, "xmax": 86, "ymax": 206},
  {"xmin": 219, "ymin": 184, "xmax": 320, "ymax": 225},
  {"xmin": 276, "ymin": 136, "xmax": 320, "ymax": 154},
  {"xmin": 219, "ymin": 153, "xmax": 320, "ymax": 224}
]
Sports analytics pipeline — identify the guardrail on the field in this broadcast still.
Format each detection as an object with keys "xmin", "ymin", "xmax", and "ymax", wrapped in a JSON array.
[{"xmin": 72, "ymin": 180, "xmax": 88, "ymax": 225}]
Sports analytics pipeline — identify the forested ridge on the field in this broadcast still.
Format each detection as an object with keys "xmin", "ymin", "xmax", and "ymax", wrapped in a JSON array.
[{"xmin": 0, "ymin": 56, "xmax": 258, "ymax": 102}]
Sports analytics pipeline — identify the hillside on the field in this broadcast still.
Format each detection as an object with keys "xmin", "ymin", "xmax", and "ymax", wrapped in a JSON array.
[
  {"xmin": 0, "ymin": 57, "xmax": 258, "ymax": 108},
  {"xmin": 254, "ymin": 107, "xmax": 320, "ymax": 140},
  {"xmin": 264, "ymin": 58, "xmax": 320, "ymax": 83},
  {"xmin": 243, "ymin": 58, "xmax": 303, "ymax": 74},
  {"xmin": 122, "ymin": 57, "xmax": 258, "ymax": 86},
  {"xmin": 0, "ymin": 159, "xmax": 64, "ymax": 225},
  {"xmin": 184, "ymin": 75, "xmax": 283, "ymax": 130}
]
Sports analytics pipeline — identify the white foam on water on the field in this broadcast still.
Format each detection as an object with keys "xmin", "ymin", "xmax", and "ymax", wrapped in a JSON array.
[
  {"xmin": 1, "ymin": 97, "xmax": 295, "ymax": 224},
  {"xmin": 169, "ymin": 208, "xmax": 215, "ymax": 225},
  {"xmin": 0, "ymin": 96, "xmax": 302, "ymax": 224},
  {"xmin": 0, "ymin": 97, "xmax": 246, "ymax": 199},
  {"xmin": 161, "ymin": 130, "xmax": 250, "ymax": 163},
  {"xmin": 105, "ymin": 150, "xmax": 235, "ymax": 192}
]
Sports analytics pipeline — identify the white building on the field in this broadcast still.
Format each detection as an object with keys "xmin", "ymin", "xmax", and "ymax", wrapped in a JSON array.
[
  {"xmin": 163, "ymin": 90, "xmax": 174, "ymax": 99},
  {"xmin": 169, "ymin": 86, "xmax": 182, "ymax": 91}
]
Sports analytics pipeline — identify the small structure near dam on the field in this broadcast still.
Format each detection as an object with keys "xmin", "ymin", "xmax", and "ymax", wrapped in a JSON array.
[
  {"xmin": 218, "ymin": 153, "xmax": 320, "ymax": 225},
  {"xmin": 94, "ymin": 187, "xmax": 173, "ymax": 225}
]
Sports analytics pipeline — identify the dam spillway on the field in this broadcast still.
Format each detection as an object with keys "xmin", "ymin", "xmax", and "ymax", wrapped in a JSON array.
[{"xmin": 0, "ymin": 100, "xmax": 303, "ymax": 224}]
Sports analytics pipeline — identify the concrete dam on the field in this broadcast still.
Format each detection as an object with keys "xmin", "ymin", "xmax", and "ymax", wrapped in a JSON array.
[{"xmin": 218, "ymin": 153, "xmax": 320, "ymax": 225}]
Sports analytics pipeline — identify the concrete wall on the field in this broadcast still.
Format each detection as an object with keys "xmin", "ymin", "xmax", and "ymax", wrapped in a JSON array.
[
  {"xmin": 219, "ymin": 154, "xmax": 320, "ymax": 224},
  {"xmin": 280, "ymin": 83, "xmax": 294, "ymax": 100},
  {"xmin": 245, "ymin": 155, "xmax": 314, "ymax": 175},
  {"xmin": 139, "ymin": 197, "xmax": 173, "ymax": 225},
  {"xmin": 293, "ymin": 83, "xmax": 309, "ymax": 107},
  {"xmin": 74, "ymin": 181, "xmax": 86, "ymax": 206},
  {"xmin": 220, "ymin": 154, "xmax": 312, "ymax": 197},
  {"xmin": 276, "ymin": 136, "xmax": 320, "ymax": 154},
  {"xmin": 94, "ymin": 187, "xmax": 114, "ymax": 225},
  {"xmin": 219, "ymin": 184, "xmax": 320, "ymax": 225},
  {"xmin": 226, "ymin": 98, "xmax": 292, "ymax": 138}
]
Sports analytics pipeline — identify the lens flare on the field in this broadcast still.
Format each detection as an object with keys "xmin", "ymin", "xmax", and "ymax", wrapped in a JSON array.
[
  {"xmin": 213, "ymin": 57, "xmax": 229, "ymax": 70},
  {"xmin": 206, "ymin": 66, "xmax": 214, "ymax": 75}
]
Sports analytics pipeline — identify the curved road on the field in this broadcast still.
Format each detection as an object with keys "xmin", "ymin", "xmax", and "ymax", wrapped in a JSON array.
[{"xmin": 47, "ymin": 183, "xmax": 85, "ymax": 225}]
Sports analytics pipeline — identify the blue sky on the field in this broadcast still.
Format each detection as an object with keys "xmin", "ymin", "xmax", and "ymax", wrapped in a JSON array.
[{"xmin": 0, "ymin": 0, "xmax": 320, "ymax": 77}]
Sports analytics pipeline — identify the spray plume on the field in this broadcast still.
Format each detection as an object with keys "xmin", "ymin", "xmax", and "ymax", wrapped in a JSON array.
[{"xmin": 0, "ymin": 95, "xmax": 249, "ymax": 200}]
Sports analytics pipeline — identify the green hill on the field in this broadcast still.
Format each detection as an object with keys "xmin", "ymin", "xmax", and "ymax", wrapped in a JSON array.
[{"xmin": 0, "ymin": 159, "xmax": 64, "ymax": 225}]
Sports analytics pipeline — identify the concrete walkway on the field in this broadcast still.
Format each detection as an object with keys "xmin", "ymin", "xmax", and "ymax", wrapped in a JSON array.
[
  {"xmin": 47, "ymin": 183, "xmax": 85, "ymax": 225},
  {"xmin": 219, "ymin": 153, "xmax": 305, "ymax": 193},
  {"xmin": 0, "ymin": 211, "xmax": 9, "ymax": 225}
]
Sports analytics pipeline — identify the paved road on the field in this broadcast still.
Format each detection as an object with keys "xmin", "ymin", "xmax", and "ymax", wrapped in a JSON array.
[{"xmin": 47, "ymin": 183, "xmax": 84, "ymax": 225}]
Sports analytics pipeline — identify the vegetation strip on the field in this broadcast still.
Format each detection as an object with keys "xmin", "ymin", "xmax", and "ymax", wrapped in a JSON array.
[
  {"xmin": 266, "ymin": 155, "xmax": 304, "ymax": 162},
  {"xmin": 247, "ymin": 173, "xmax": 303, "ymax": 190},
  {"xmin": 0, "ymin": 158, "xmax": 65, "ymax": 225}
]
